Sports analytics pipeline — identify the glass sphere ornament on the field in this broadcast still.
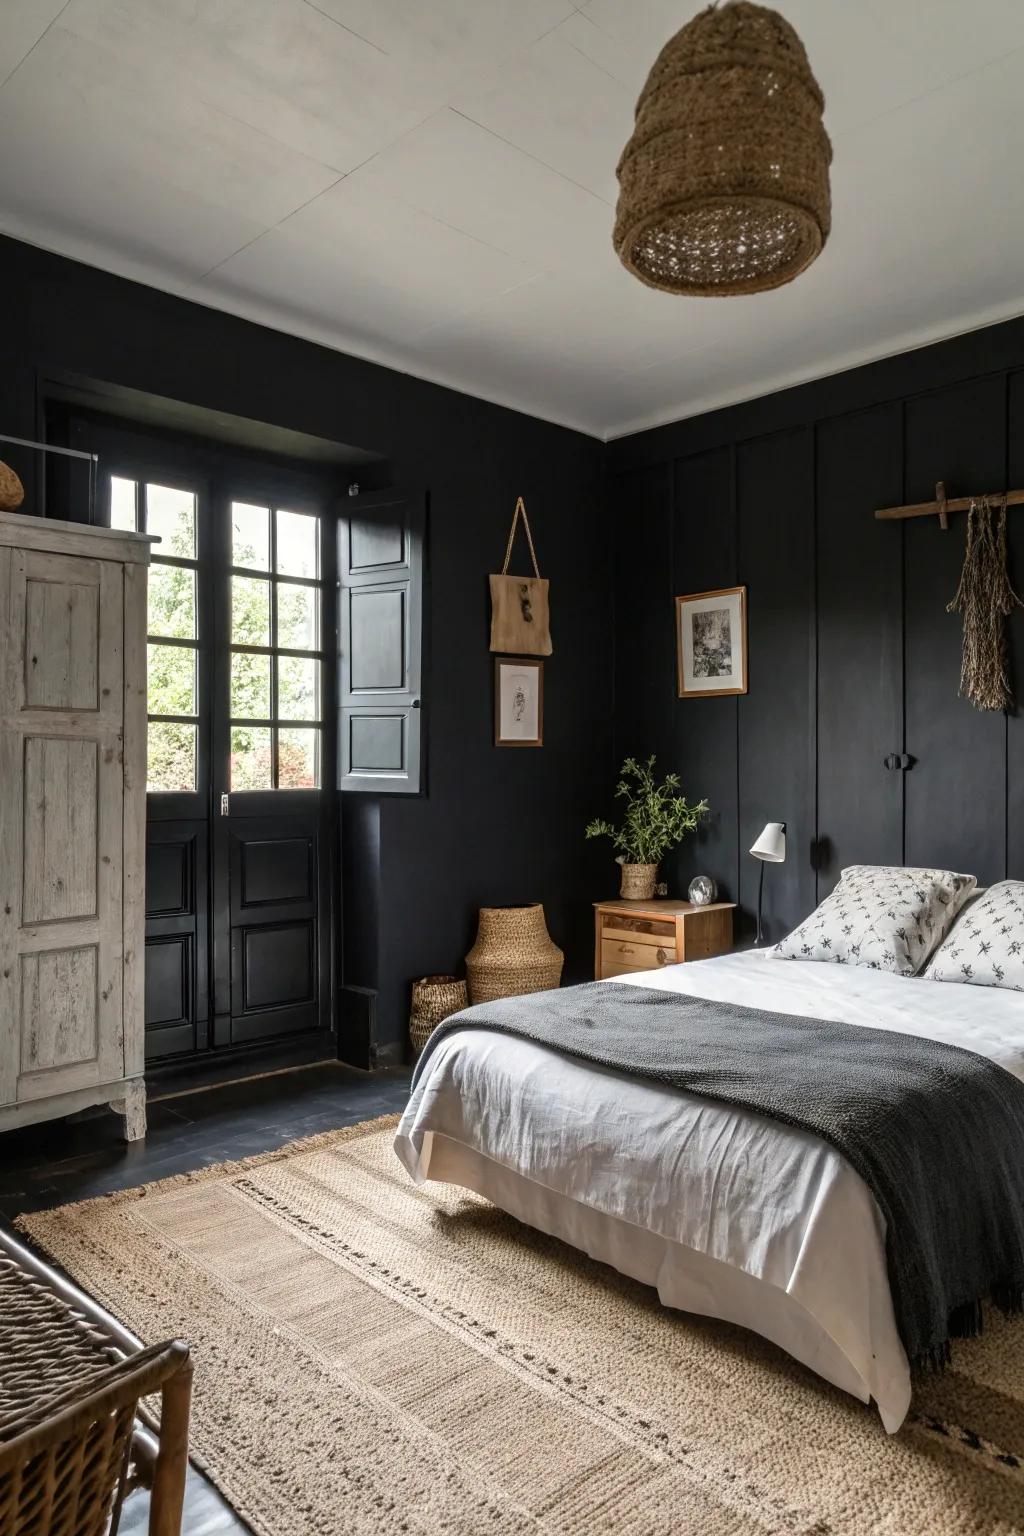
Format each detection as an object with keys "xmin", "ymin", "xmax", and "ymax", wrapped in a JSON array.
[{"xmin": 688, "ymin": 875, "xmax": 717, "ymax": 907}]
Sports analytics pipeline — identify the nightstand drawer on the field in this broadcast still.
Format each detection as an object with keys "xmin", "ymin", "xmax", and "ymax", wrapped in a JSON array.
[{"xmin": 601, "ymin": 937, "xmax": 676, "ymax": 974}]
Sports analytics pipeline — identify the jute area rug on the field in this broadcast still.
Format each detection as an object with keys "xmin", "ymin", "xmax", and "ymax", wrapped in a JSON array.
[{"xmin": 17, "ymin": 1116, "xmax": 1024, "ymax": 1535}]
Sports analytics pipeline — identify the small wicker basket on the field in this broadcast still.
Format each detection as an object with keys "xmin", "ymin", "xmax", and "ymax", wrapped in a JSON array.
[
  {"xmin": 409, "ymin": 975, "xmax": 468, "ymax": 1056},
  {"xmin": 619, "ymin": 863, "xmax": 658, "ymax": 901}
]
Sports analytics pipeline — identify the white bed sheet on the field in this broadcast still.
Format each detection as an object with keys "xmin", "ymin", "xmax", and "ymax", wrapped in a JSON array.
[{"xmin": 394, "ymin": 951, "xmax": 1024, "ymax": 1432}]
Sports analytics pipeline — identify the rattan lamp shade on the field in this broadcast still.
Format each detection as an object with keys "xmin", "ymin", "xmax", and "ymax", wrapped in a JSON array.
[{"xmin": 614, "ymin": 1, "xmax": 831, "ymax": 297}]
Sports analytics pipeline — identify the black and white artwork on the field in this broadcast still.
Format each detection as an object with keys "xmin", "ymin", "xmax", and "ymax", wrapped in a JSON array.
[
  {"xmin": 676, "ymin": 587, "xmax": 747, "ymax": 697},
  {"xmin": 692, "ymin": 608, "xmax": 733, "ymax": 678},
  {"xmin": 494, "ymin": 657, "xmax": 543, "ymax": 746}
]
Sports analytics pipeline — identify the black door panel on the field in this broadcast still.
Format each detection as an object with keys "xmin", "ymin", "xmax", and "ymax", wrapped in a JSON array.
[{"xmin": 144, "ymin": 821, "xmax": 209, "ymax": 1059}]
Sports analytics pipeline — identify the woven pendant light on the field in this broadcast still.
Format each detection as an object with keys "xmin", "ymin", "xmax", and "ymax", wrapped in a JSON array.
[{"xmin": 614, "ymin": 1, "xmax": 831, "ymax": 297}]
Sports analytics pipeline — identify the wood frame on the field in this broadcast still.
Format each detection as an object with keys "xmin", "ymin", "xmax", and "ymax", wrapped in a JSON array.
[
  {"xmin": 494, "ymin": 656, "xmax": 543, "ymax": 747},
  {"xmin": 675, "ymin": 585, "xmax": 748, "ymax": 698}
]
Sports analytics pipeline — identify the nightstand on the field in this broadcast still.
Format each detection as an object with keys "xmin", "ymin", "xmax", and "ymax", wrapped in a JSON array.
[{"xmin": 593, "ymin": 898, "xmax": 736, "ymax": 980}]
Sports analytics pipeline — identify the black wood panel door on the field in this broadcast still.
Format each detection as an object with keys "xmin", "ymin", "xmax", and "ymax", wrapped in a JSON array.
[
  {"xmin": 87, "ymin": 416, "xmax": 338, "ymax": 1062},
  {"xmin": 224, "ymin": 814, "xmax": 328, "ymax": 1043},
  {"xmin": 815, "ymin": 405, "xmax": 904, "ymax": 896},
  {"xmin": 904, "ymin": 377, "xmax": 1007, "ymax": 884},
  {"xmin": 338, "ymin": 488, "xmax": 425, "ymax": 794}
]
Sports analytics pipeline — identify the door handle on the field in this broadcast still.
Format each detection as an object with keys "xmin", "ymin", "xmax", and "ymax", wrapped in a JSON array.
[{"xmin": 883, "ymin": 753, "xmax": 913, "ymax": 771}]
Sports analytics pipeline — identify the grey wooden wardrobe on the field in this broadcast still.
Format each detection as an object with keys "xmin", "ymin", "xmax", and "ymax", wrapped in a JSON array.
[{"xmin": 0, "ymin": 510, "xmax": 151, "ymax": 1141}]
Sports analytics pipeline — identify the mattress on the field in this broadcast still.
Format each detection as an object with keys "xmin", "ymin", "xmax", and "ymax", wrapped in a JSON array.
[{"xmin": 394, "ymin": 950, "xmax": 1024, "ymax": 1432}]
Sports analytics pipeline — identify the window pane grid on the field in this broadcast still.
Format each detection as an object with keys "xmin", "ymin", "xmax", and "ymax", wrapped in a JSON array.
[{"xmin": 229, "ymin": 500, "xmax": 322, "ymax": 791}]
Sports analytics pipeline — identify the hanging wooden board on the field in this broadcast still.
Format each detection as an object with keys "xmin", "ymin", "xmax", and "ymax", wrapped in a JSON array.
[{"xmin": 489, "ymin": 496, "xmax": 552, "ymax": 656}]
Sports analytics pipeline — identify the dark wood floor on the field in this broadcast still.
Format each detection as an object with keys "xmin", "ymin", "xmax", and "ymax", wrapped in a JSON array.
[{"xmin": 1, "ymin": 1060, "xmax": 412, "ymax": 1535}]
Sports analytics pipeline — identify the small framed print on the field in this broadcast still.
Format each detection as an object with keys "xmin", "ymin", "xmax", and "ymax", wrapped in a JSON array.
[
  {"xmin": 676, "ymin": 585, "xmax": 748, "ymax": 698},
  {"xmin": 494, "ymin": 657, "xmax": 543, "ymax": 747}
]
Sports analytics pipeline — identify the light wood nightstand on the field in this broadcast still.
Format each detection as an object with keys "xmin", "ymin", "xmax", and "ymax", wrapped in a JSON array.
[{"xmin": 594, "ymin": 898, "xmax": 736, "ymax": 980}]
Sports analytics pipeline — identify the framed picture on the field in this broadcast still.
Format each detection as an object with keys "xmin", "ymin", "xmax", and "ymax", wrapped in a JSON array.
[
  {"xmin": 676, "ymin": 585, "xmax": 748, "ymax": 698},
  {"xmin": 494, "ymin": 657, "xmax": 543, "ymax": 746}
]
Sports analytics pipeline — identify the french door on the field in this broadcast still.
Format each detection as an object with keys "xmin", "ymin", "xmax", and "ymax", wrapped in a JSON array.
[{"xmin": 101, "ymin": 434, "xmax": 334, "ymax": 1061}]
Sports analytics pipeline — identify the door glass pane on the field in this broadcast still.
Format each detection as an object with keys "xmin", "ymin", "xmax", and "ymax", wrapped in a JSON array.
[
  {"xmin": 231, "ymin": 650, "xmax": 271, "ymax": 719},
  {"xmin": 110, "ymin": 476, "xmax": 137, "ymax": 531},
  {"xmin": 278, "ymin": 655, "xmax": 319, "ymax": 721},
  {"xmin": 148, "ymin": 565, "xmax": 196, "ymax": 639},
  {"xmin": 276, "ymin": 582, "xmax": 318, "ymax": 650},
  {"xmin": 278, "ymin": 727, "xmax": 319, "ymax": 789},
  {"xmin": 148, "ymin": 721, "xmax": 196, "ymax": 792},
  {"xmin": 148, "ymin": 642, "xmax": 196, "ymax": 716},
  {"xmin": 231, "ymin": 725, "xmax": 273, "ymax": 790},
  {"xmin": 276, "ymin": 510, "xmax": 318, "ymax": 578},
  {"xmin": 232, "ymin": 502, "xmax": 270, "ymax": 570},
  {"xmin": 146, "ymin": 484, "xmax": 196, "ymax": 558},
  {"xmin": 232, "ymin": 575, "xmax": 271, "ymax": 646}
]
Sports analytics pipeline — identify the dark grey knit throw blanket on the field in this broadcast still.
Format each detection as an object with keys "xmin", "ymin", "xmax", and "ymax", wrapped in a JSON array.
[{"xmin": 413, "ymin": 981, "xmax": 1024, "ymax": 1370}]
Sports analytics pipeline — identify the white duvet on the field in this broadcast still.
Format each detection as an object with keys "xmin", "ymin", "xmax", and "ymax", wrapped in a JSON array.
[{"xmin": 395, "ymin": 951, "xmax": 1024, "ymax": 1432}]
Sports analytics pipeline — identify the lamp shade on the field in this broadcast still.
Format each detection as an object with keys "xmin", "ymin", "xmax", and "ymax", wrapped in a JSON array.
[
  {"xmin": 750, "ymin": 822, "xmax": 786, "ymax": 862},
  {"xmin": 613, "ymin": 1, "xmax": 831, "ymax": 297}
]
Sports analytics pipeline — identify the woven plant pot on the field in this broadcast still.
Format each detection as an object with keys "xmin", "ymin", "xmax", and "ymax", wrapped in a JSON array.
[
  {"xmin": 620, "ymin": 863, "xmax": 658, "ymax": 901},
  {"xmin": 409, "ymin": 974, "xmax": 468, "ymax": 1055},
  {"xmin": 465, "ymin": 905, "xmax": 563, "ymax": 1004},
  {"xmin": 0, "ymin": 461, "xmax": 25, "ymax": 512},
  {"xmin": 614, "ymin": 1, "xmax": 831, "ymax": 296}
]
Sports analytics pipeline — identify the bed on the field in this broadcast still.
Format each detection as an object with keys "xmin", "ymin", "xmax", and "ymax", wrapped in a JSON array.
[{"xmin": 395, "ymin": 947, "xmax": 1024, "ymax": 1433}]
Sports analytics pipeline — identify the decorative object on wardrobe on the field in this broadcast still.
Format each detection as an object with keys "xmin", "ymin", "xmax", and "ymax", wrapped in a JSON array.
[
  {"xmin": 465, "ymin": 905, "xmax": 563, "ymax": 1004},
  {"xmin": 0, "ymin": 509, "xmax": 152, "ymax": 1143},
  {"xmin": 613, "ymin": 2, "xmax": 831, "ymax": 297},
  {"xmin": 676, "ymin": 586, "xmax": 748, "ymax": 697},
  {"xmin": 947, "ymin": 496, "xmax": 1021, "ymax": 712},
  {"xmin": 0, "ymin": 461, "xmax": 24, "ymax": 510},
  {"xmin": 586, "ymin": 755, "xmax": 708, "ymax": 902},
  {"xmin": 494, "ymin": 656, "xmax": 543, "ymax": 747},
  {"xmin": 489, "ymin": 496, "xmax": 552, "ymax": 656},
  {"xmin": 0, "ymin": 431, "xmax": 100, "ymax": 519},
  {"xmin": 409, "ymin": 975, "xmax": 468, "ymax": 1056},
  {"xmin": 688, "ymin": 874, "xmax": 718, "ymax": 907},
  {"xmin": 594, "ymin": 897, "xmax": 735, "ymax": 979},
  {"xmin": 750, "ymin": 821, "xmax": 786, "ymax": 946}
]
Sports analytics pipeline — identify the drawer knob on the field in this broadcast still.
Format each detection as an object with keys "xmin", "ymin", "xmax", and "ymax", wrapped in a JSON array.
[{"xmin": 656, "ymin": 947, "xmax": 667, "ymax": 964}]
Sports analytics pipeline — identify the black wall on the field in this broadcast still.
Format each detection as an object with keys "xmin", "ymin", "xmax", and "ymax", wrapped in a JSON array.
[
  {"xmin": 609, "ymin": 317, "xmax": 1024, "ymax": 945},
  {"xmin": 0, "ymin": 235, "xmax": 612, "ymax": 1060}
]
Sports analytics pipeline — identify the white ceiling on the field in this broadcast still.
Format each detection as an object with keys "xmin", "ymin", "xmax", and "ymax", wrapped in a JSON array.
[{"xmin": 4, "ymin": 1, "xmax": 1024, "ymax": 440}]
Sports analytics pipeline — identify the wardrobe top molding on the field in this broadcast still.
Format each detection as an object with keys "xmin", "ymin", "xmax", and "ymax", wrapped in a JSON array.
[
  {"xmin": 0, "ymin": 508, "xmax": 156, "ymax": 563},
  {"xmin": 875, "ymin": 480, "xmax": 1024, "ymax": 531}
]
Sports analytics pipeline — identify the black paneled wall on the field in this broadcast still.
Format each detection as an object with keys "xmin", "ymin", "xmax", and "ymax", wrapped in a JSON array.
[{"xmin": 611, "ymin": 335, "xmax": 1024, "ymax": 945}]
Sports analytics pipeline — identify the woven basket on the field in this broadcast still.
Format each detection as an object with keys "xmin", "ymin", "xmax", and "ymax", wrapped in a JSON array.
[
  {"xmin": 465, "ymin": 905, "xmax": 563, "ymax": 1004},
  {"xmin": 614, "ymin": 1, "xmax": 831, "ymax": 296},
  {"xmin": 409, "ymin": 975, "xmax": 468, "ymax": 1055},
  {"xmin": 0, "ymin": 461, "xmax": 25, "ymax": 512},
  {"xmin": 619, "ymin": 863, "xmax": 658, "ymax": 901}
]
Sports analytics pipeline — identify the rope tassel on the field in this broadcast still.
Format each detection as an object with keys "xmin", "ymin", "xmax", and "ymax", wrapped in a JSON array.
[{"xmin": 947, "ymin": 496, "xmax": 1022, "ymax": 712}]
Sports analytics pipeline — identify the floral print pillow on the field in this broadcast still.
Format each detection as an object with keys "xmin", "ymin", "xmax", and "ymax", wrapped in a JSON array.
[
  {"xmin": 773, "ymin": 864, "xmax": 977, "ymax": 976},
  {"xmin": 927, "ymin": 881, "xmax": 1024, "ymax": 989}
]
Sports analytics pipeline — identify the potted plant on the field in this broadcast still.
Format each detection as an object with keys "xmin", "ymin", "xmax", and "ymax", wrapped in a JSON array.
[{"xmin": 585, "ymin": 755, "xmax": 708, "ymax": 901}]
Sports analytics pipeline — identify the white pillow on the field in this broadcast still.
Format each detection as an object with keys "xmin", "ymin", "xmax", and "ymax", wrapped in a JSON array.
[
  {"xmin": 927, "ymin": 880, "xmax": 1024, "ymax": 990},
  {"xmin": 773, "ymin": 864, "xmax": 977, "ymax": 976}
]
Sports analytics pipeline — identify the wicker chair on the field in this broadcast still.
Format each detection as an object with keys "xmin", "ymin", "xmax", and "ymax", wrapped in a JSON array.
[{"xmin": 0, "ymin": 1245, "xmax": 191, "ymax": 1536}]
